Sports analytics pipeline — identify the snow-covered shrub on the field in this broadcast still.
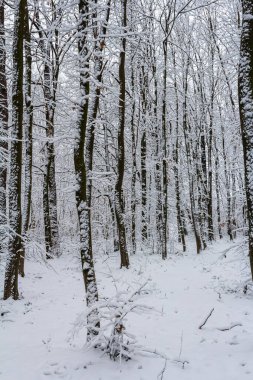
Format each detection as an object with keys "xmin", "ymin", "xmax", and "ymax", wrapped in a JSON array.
[{"xmin": 71, "ymin": 280, "xmax": 153, "ymax": 362}]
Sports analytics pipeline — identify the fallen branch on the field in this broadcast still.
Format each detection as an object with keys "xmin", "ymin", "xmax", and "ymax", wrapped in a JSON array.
[
  {"xmin": 217, "ymin": 323, "xmax": 242, "ymax": 332},
  {"xmin": 198, "ymin": 308, "xmax": 214, "ymax": 329},
  {"xmin": 140, "ymin": 347, "xmax": 189, "ymax": 369}
]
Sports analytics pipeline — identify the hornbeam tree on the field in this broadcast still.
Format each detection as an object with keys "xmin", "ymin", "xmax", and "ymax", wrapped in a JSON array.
[
  {"xmin": 74, "ymin": 0, "xmax": 100, "ymax": 341},
  {"xmin": 239, "ymin": 0, "xmax": 253, "ymax": 279},
  {"xmin": 33, "ymin": 2, "xmax": 61, "ymax": 258},
  {"xmin": 19, "ymin": 0, "xmax": 33, "ymax": 277},
  {"xmin": 115, "ymin": 0, "xmax": 130, "ymax": 268},
  {"xmin": 0, "ymin": 0, "xmax": 8, "ymax": 257},
  {"xmin": 3, "ymin": 0, "xmax": 26, "ymax": 300}
]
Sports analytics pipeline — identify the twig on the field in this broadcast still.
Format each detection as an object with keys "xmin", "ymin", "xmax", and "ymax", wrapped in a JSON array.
[
  {"xmin": 217, "ymin": 323, "xmax": 242, "ymax": 332},
  {"xmin": 140, "ymin": 347, "xmax": 189, "ymax": 369},
  {"xmin": 178, "ymin": 330, "xmax": 183, "ymax": 360},
  {"xmin": 157, "ymin": 359, "xmax": 167, "ymax": 380},
  {"xmin": 199, "ymin": 308, "xmax": 214, "ymax": 329}
]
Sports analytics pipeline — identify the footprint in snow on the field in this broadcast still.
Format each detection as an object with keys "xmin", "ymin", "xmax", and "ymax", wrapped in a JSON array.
[{"xmin": 43, "ymin": 363, "xmax": 68, "ymax": 378}]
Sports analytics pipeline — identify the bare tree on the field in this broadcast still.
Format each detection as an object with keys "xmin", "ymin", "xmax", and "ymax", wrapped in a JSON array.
[
  {"xmin": 74, "ymin": 0, "xmax": 100, "ymax": 340},
  {"xmin": 115, "ymin": 0, "xmax": 130, "ymax": 268},
  {"xmin": 0, "ymin": 0, "xmax": 8, "ymax": 257},
  {"xmin": 239, "ymin": 0, "xmax": 253, "ymax": 279},
  {"xmin": 4, "ymin": 0, "xmax": 26, "ymax": 300}
]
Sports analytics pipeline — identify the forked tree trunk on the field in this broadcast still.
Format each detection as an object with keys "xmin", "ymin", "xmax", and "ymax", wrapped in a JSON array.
[{"xmin": 4, "ymin": 0, "xmax": 26, "ymax": 300}]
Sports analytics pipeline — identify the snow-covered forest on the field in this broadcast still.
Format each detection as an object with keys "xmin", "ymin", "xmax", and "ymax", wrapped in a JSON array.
[{"xmin": 1, "ymin": 0, "xmax": 253, "ymax": 379}]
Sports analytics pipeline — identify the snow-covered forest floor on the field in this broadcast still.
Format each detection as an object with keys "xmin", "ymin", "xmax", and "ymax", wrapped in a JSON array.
[{"xmin": 1, "ymin": 238, "xmax": 253, "ymax": 380}]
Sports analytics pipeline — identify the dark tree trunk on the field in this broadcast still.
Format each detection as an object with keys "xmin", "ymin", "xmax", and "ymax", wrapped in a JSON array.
[
  {"xmin": 130, "ymin": 60, "xmax": 137, "ymax": 254},
  {"xmin": 161, "ymin": 40, "xmax": 168, "ymax": 259},
  {"xmin": 207, "ymin": 42, "xmax": 215, "ymax": 241},
  {"xmin": 183, "ymin": 57, "xmax": 202, "ymax": 254},
  {"xmin": 104, "ymin": 124, "xmax": 119, "ymax": 252},
  {"xmin": 173, "ymin": 49, "xmax": 186, "ymax": 252},
  {"xmin": 239, "ymin": 0, "xmax": 253, "ymax": 280},
  {"xmin": 115, "ymin": 0, "xmax": 130, "ymax": 268},
  {"xmin": 152, "ymin": 54, "xmax": 163, "ymax": 255},
  {"xmin": 4, "ymin": 0, "xmax": 26, "ymax": 300},
  {"xmin": 19, "ymin": 1, "xmax": 33, "ymax": 276},
  {"xmin": 214, "ymin": 140, "xmax": 222, "ymax": 239},
  {"xmin": 86, "ymin": 0, "xmax": 111, "ymax": 205},
  {"xmin": 141, "ymin": 131, "xmax": 147, "ymax": 242},
  {"xmin": 140, "ymin": 65, "xmax": 148, "ymax": 245},
  {"xmin": 34, "ymin": 6, "xmax": 60, "ymax": 257},
  {"xmin": 0, "ymin": 0, "xmax": 8, "ymax": 256}
]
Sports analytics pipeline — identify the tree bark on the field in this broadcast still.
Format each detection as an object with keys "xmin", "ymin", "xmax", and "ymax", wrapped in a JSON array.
[
  {"xmin": 239, "ymin": 0, "xmax": 253, "ymax": 280},
  {"xmin": 34, "ymin": 6, "xmax": 60, "ymax": 257},
  {"xmin": 74, "ymin": 0, "xmax": 100, "ymax": 340},
  {"xmin": 19, "ymin": 0, "xmax": 33, "ymax": 276},
  {"xmin": 0, "ymin": 0, "xmax": 8, "ymax": 257},
  {"xmin": 4, "ymin": 0, "xmax": 26, "ymax": 300},
  {"xmin": 115, "ymin": 0, "xmax": 130, "ymax": 268}
]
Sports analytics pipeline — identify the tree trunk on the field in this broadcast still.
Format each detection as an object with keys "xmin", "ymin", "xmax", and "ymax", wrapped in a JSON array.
[
  {"xmin": 4, "ymin": 0, "xmax": 26, "ymax": 300},
  {"xmin": 161, "ymin": 40, "xmax": 168, "ymax": 259},
  {"xmin": 0, "ymin": 0, "xmax": 8, "ymax": 257},
  {"xmin": 130, "ymin": 60, "xmax": 137, "ymax": 254},
  {"xmin": 19, "ymin": 0, "xmax": 33, "ymax": 276},
  {"xmin": 173, "ymin": 49, "xmax": 186, "ymax": 252},
  {"xmin": 239, "ymin": 0, "xmax": 253, "ymax": 280},
  {"xmin": 34, "ymin": 6, "xmax": 60, "ymax": 257},
  {"xmin": 115, "ymin": 0, "xmax": 130, "ymax": 268},
  {"xmin": 74, "ymin": 0, "xmax": 100, "ymax": 340}
]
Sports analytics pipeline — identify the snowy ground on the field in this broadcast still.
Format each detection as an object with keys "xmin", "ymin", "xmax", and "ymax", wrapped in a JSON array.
[{"xmin": 1, "ymin": 238, "xmax": 253, "ymax": 380}]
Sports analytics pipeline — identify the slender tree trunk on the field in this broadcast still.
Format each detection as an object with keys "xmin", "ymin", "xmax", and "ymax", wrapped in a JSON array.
[
  {"xmin": 141, "ymin": 131, "xmax": 147, "ymax": 243},
  {"xmin": 130, "ymin": 60, "xmax": 137, "ymax": 254},
  {"xmin": 34, "ymin": 6, "xmax": 60, "ymax": 257},
  {"xmin": 207, "ymin": 42, "xmax": 215, "ymax": 241},
  {"xmin": 19, "ymin": 1, "xmax": 33, "ymax": 276},
  {"xmin": 86, "ymin": 0, "xmax": 111, "ymax": 206},
  {"xmin": 43, "ymin": 169, "xmax": 52, "ymax": 259},
  {"xmin": 152, "ymin": 53, "xmax": 163, "ymax": 255},
  {"xmin": 183, "ymin": 57, "xmax": 202, "ymax": 254},
  {"xmin": 220, "ymin": 111, "xmax": 233, "ymax": 240},
  {"xmin": 115, "ymin": 0, "xmax": 129, "ymax": 268},
  {"xmin": 140, "ymin": 65, "xmax": 148, "ymax": 245},
  {"xmin": 4, "ymin": 0, "xmax": 26, "ymax": 300},
  {"xmin": 43, "ymin": 54, "xmax": 59, "ymax": 257},
  {"xmin": 173, "ymin": 49, "xmax": 186, "ymax": 252},
  {"xmin": 239, "ymin": 0, "xmax": 253, "ymax": 279},
  {"xmin": 161, "ymin": 40, "xmax": 168, "ymax": 259},
  {"xmin": 0, "ymin": 0, "xmax": 8, "ymax": 257},
  {"xmin": 74, "ymin": 0, "xmax": 100, "ymax": 340},
  {"xmin": 104, "ymin": 124, "xmax": 118, "ymax": 252},
  {"xmin": 214, "ymin": 139, "xmax": 222, "ymax": 239}
]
